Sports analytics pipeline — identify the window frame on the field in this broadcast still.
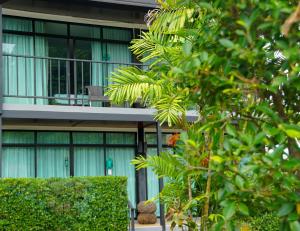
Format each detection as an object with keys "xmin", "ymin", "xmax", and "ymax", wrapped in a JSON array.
[
  {"xmin": 1, "ymin": 130, "xmax": 137, "ymax": 178},
  {"xmin": 2, "ymin": 15, "xmax": 134, "ymax": 46}
]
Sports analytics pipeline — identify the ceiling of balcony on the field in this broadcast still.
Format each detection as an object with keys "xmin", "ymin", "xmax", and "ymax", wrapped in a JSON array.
[
  {"xmin": 3, "ymin": 0, "xmax": 153, "ymax": 27},
  {"xmin": 89, "ymin": 0, "xmax": 157, "ymax": 8}
]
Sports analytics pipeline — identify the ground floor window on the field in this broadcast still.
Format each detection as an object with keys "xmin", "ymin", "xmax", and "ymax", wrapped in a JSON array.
[
  {"xmin": 145, "ymin": 133, "xmax": 173, "ymax": 215},
  {"xmin": 1, "ymin": 130, "xmax": 136, "ymax": 205}
]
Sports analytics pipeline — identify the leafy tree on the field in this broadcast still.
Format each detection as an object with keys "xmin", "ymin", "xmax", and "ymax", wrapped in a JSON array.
[{"xmin": 107, "ymin": 0, "xmax": 300, "ymax": 230}]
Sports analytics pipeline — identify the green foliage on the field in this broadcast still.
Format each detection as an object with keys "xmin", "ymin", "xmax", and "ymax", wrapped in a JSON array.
[
  {"xmin": 239, "ymin": 213, "xmax": 280, "ymax": 231},
  {"xmin": 107, "ymin": 0, "xmax": 300, "ymax": 230},
  {"xmin": 0, "ymin": 177, "xmax": 128, "ymax": 231}
]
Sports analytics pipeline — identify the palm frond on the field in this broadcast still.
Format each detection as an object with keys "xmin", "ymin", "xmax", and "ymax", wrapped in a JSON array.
[
  {"xmin": 146, "ymin": 7, "xmax": 195, "ymax": 33},
  {"xmin": 131, "ymin": 31, "xmax": 175, "ymax": 64},
  {"xmin": 154, "ymin": 95, "xmax": 186, "ymax": 126},
  {"xmin": 106, "ymin": 66, "xmax": 163, "ymax": 105},
  {"xmin": 131, "ymin": 152, "xmax": 186, "ymax": 179}
]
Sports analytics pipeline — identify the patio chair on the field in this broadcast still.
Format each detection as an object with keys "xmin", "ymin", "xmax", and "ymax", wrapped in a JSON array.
[{"xmin": 85, "ymin": 86, "xmax": 110, "ymax": 107}]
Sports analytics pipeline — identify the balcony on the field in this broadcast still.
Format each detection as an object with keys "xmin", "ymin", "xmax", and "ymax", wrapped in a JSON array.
[{"xmin": 3, "ymin": 54, "xmax": 146, "ymax": 108}]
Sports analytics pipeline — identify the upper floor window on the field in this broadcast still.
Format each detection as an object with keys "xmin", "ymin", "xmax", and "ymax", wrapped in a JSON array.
[
  {"xmin": 3, "ymin": 17, "xmax": 32, "ymax": 32},
  {"xmin": 35, "ymin": 21, "xmax": 67, "ymax": 35},
  {"xmin": 2, "ymin": 16, "xmax": 137, "ymax": 106}
]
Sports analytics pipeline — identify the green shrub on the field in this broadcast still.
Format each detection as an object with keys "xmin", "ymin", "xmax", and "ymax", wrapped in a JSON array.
[
  {"xmin": 0, "ymin": 176, "xmax": 129, "ymax": 230},
  {"xmin": 238, "ymin": 213, "xmax": 280, "ymax": 231},
  {"xmin": 249, "ymin": 213, "xmax": 280, "ymax": 231}
]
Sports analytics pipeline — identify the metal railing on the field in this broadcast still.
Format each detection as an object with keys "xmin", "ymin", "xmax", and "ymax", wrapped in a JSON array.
[
  {"xmin": 128, "ymin": 200, "xmax": 135, "ymax": 231},
  {"xmin": 3, "ymin": 54, "xmax": 147, "ymax": 107}
]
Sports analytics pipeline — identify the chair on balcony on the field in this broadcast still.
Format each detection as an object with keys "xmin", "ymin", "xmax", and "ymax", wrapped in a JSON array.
[{"xmin": 85, "ymin": 86, "xmax": 110, "ymax": 107}]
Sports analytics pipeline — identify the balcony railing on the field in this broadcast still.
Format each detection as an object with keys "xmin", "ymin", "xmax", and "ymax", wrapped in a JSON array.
[{"xmin": 3, "ymin": 54, "xmax": 146, "ymax": 107}]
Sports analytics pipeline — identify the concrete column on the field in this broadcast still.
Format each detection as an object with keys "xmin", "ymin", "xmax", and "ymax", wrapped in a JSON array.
[{"xmin": 136, "ymin": 122, "xmax": 147, "ymax": 204}]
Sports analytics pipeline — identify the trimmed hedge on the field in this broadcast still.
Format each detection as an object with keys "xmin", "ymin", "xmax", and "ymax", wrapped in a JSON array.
[{"xmin": 0, "ymin": 176, "xmax": 129, "ymax": 230}]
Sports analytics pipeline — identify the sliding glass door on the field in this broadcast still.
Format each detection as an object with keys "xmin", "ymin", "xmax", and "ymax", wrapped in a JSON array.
[
  {"xmin": 36, "ymin": 132, "xmax": 70, "ymax": 178},
  {"xmin": 73, "ymin": 132, "xmax": 105, "ymax": 176},
  {"xmin": 107, "ymin": 147, "xmax": 136, "ymax": 206},
  {"xmin": 74, "ymin": 26, "xmax": 132, "ymax": 89},
  {"xmin": 74, "ymin": 147, "xmax": 104, "ymax": 176},
  {"xmin": 37, "ymin": 147, "xmax": 70, "ymax": 178}
]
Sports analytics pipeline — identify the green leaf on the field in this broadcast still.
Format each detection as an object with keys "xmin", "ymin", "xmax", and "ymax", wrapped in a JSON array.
[
  {"xmin": 278, "ymin": 203, "xmax": 294, "ymax": 217},
  {"xmin": 287, "ymin": 213, "xmax": 298, "ymax": 221},
  {"xmin": 269, "ymin": 145, "xmax": 284, "ymax": 159},
  {"xmin": 290, "ymin": 221, "xmax": 300, "ymax": 231},
  {"xmin": 271, "ymin": 76, "xmax": 288, "ymax": 88},
  {"xmin": 283, "ymin": 159, "xmax": 300, "ymax": 171},
  {"xmin": 226, "ymin": 124, "xmax": 237, "ymax": 137},
  {"xmin": 256, "ymin": 104, "xmax": 281, "ymax": 122},
  {"xmin": 183, "ymin": 40, "xmax": 193, "ymax": 55},
  {"xmin": 223, "ymin": 201, "xmax": 236, "ymax": 219},
  {"xmin": 279, "ymin": 124, "xmax": 300, "ymax": 138},
  {"xmin": 197, "ymin": 2, "xmax": 213, "ymax": 10},
  {"xmin": 200, "ymin": 51, "xmax": 208, "ymax": 61},
  {"xmin": 235, "ymin": 175, "xmax": 245, "ymax": 189},
  {"xmin": 211, "ymin": 155, "xmax": 224, "ymax": 163},
  {"xmin": 229, "ymin": 138, "xmax": 241, "ymax": 147},
  {"xmin": 253, "ymin": 132, "xmax": 266, "ymax": 145},
  {"xmin": 238, "ymin": 203, "xmax": 249, "ymax": 216},
  {"xmin": 219, "ymin": 39, "xmax": 234, "ymax": 49}
]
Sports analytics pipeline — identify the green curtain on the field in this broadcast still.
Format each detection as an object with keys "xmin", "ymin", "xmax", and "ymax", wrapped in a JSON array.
[
  {"xmin": 74, "ymin": 147, "xmax": 105, "ymax": 176},
  {"xmin": 2, "ymin": 147, "xmax": 35, "ymax": 178},
  {"xmin": 102, "ymin": 28, "xmax": 132, "ymax": 41},
  {"xmin": 105, "ymin": 43, "xmax": 132, "ymax": 86},
  {"xmin": 37, "ymin": 147, "xmax": 70, "ymax": 178},
  {"xmin": 91, "ymin": 27, "xmax": 104, "ymax": 88},
  {"xmin": 36, "ymin": 132, "xmax": 70, "ymax": 178},
  {"xmin": 2, "ymin": 131, "xmax": 35, "ymax": 178},
  {"xmin": 106, "ymin": 147, "xmax": 136, "ymax": 206},
  {"xmin": 2, "ymin": 131, "xmax": 34, "ymax": 144},
  {"xmin": 37, "ymin": 132, "xmax": 69, "ymax": 144},
  {"xmin": 106, "ymin": 132, "xmax": 135, "ymax": 144},
  {"xmin": 73, "ymin": 132, "xmax": 103, "ymax": 144},
  {"xmin": 91, "ymin": 43, "xmax": 103, "ymax": 86},
  {"xmin": 35, "ymin": 22, "xmax": 49, "ymax": 105},
  {"xmin": 91, "ymin": 28, "xmax": 132, "ymax": 88},
  {"xmin": 3, "ymin": 18, "xmax": 48, "ymax": 105}
]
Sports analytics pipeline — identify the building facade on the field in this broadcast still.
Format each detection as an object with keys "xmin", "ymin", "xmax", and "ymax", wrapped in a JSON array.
[{"xmin": 0, "ymin": 0, "xmax": 196, "ymax": 226}]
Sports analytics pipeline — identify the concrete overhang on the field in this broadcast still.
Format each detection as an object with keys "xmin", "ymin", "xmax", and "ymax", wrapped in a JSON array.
[{"xmin": 2, "ymin": 104, "xmax": 198, "ymax": 123}]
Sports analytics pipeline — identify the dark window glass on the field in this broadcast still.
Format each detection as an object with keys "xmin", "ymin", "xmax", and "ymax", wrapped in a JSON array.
[
  {"xmin": 37, "ymin": 132, "xmax": 69, "ymax": 144},
  {"xmin": 74, "ymin": 40, "xmax": 93, "ymax": 93},
  {"xmin": 71, "ymin": 25, "xmax": 100, "ymax": 39},
  {"xmin": 3, "ymin": 16, "xmax": 32, "ymax": 32},
  {"xmin": 35, "ymin": 21, "xmax": 67, "ymax": 35},
  {"xmin": 73, "ymin": 132, "xmax": 103, "ymax": 144},
  {"xmin": 106, "ymin": 133, "xmax": 135, "ymax": 145},
  {"xmin": 2, "ymin": 131, "xmax": 34, "ymax": 144},
  {"xmin": 47, "ymin": 38, "xmax": 68, "ymax": 99},
  {"xmin": 145, "ymin": 133, "xmax": 173, "ymax": 145},
  {"xmin": 103, "ymin": 27, "xmax": 132, "ymax": 42}
]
